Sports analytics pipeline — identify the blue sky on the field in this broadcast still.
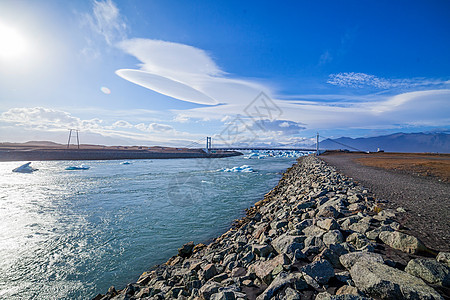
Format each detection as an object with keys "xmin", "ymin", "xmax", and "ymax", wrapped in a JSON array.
[{"xmin": 0, "ymin": 0, "xmax": 449, "ymax": 147}]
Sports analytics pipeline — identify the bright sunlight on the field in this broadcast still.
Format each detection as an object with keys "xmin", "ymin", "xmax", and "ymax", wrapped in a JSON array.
[{"xmin": 0, "ymin": 22, "xmax": 29, "ymax": 60}]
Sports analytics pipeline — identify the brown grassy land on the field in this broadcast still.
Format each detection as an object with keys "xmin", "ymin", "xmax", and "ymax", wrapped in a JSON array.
[
  {"xmin": 329, "ymin": 152, "xmax": 450, "ymax": 183},
  {"xmin": 0, "ymin": 141, "xmax": 200, "ymax": 153}
]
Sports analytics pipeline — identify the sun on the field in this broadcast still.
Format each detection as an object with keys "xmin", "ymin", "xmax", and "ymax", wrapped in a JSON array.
[{"xmin": 0, "ymin": 22, "xmax": 28, "ymax": 60}]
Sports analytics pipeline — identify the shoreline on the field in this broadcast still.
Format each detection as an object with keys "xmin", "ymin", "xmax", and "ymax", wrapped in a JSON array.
[
  {"xmin": 94, "ymin": 155, "xmax": 449, "ymax": 300},
  {"xmin": 0, "ymin": 149, "xmax": 242, "ymax": 162}
]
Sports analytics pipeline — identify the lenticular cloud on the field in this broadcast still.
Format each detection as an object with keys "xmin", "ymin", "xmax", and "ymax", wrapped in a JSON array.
[
  {"xmin": 116, "ymin": 69, "xmax": 218, "ymax": 105},
  {"xmin": 115, "ymin": 38, "xmax": 268, "ymax": 106}
]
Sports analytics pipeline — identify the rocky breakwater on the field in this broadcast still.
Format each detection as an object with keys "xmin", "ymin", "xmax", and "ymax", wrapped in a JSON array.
[{"xmin": 94, "ymin": 156, "xmax": 449, "ymax": 300}]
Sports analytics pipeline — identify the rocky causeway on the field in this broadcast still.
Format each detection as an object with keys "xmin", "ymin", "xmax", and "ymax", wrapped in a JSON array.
[{"xmin": 94, "ymin": 155, "xmax": 450, "ymax": 300}]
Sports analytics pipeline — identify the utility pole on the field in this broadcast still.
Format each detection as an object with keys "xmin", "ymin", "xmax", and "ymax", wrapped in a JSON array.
[
  {"xmin": 67, "ymin": 129, "xmax": 80, "ymax": 149},
  {"xmin": 67, "ymin": 130, "xmax": 72, "ymax": 149},
  {"xmin": 316, "ymin": 132, "xmax": 319, "ymax": 156}
]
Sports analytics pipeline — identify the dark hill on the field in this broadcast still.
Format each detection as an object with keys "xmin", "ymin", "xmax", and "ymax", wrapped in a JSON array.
[{"xmin": 317, "ymin": 132, "xmax": 450, "ymax": 153}]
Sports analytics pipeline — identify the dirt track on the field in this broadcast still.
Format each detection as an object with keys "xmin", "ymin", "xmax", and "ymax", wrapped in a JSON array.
[{"xmin": 320, "ymin": 152, "xmax": 450, "ymax": 252}]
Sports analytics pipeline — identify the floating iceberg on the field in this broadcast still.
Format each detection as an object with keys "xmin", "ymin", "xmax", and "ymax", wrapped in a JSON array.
[
  {"xmin": 65, "ymin": 164, "xmax": 90, "ymax": 170},
  {"xmin": 221, "ymin": 165, "xmax": 254, "ymax": 173},
  {"xmin": 245, "ymin": 150, "xmax": 308, "ymax": 159},
  {"xmin": 12, "ymin": 162, "xmax": 38, "ymax": 173},
  {"xmin": 245, "ymin": 153, "xmax": 260, "ymax": 159}
]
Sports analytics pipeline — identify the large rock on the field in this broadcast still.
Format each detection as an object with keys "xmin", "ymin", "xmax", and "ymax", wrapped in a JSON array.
[
  {"xmin": 316, "ymin": 205, "xmax": 341, "ymax": 218},
  {"xmin": 316, "ymin": 218, "xmax": 339, "ymax": 231},
  {"xmin": 335, "ymin": 285, "xmax": 361, "ymax": 296},
  {"xmin": 379, "ymin": 231, "xmax": 427, "ymax": 254},
  {"xmin": 346, "ymin": 232, "xmax": 372, "ymax": 250},
  {"xmin": 250, "ymin": 253, "xmax": 290, "ymax": 284},
  {"xmin": 339, "ymin": 251, "xmax": 384, "ymax": 269},
  {"xmin": 322, "ymin": 230, "xmax": 344, "ymax": 246},
  {"xmin": 252, "ymin": 244, "xmax": 273, "ymax": 258},
  {"xmin": 437, "ymin": 252, "xmax": 450, "ymax": 268},
  {"xmin": 349, "ymin": 221, "xmax": 371, "ymax": 234},
  {"xmin": 301, "ymin": 259, "xmax": 335, "ymax": 285},
  {"xmin": 350, "ymin": 261, "xmax": 443, "ymax": 299},
  {"xmin": 271, "ymin": 234, "xmax": 305, "ymax": 254},
  {"xmin": 305, "ymin": 235, "xmax": 325, "ymax": 249},
  {"xmin": 271, "ymin": 219, "xmax": 288, "ymax": 230},
  {"xmin": 256, "ymin": 272, "xmax": 306, "ymax": 300},
  {"xmin": 315, "ymin": 293, "xmax": 372, "ymax": 300},
  {"xmin": 202, "ymin": 264, "xmax": 218, "ymax": 281},
  {"xmin": 199, "ymin": 281, "xmax": 222, "ymax": 300},
  {"xmin": 405, "ymin": 258, "xmax": 450, "ymax": 286},
  {"xmin": 296, "ymin": 200, "xmax": 315, "ymax": 210},
  {"xmin": 210, "ymin": 291, "xmax": 236, "ymax": 300},
  {"xmin": 303, "ymin": 225, "xmax": 326, "ymax": 237},
  {"xmin": 178, "ymin": 241, "xmax": 195, "ymax": 258},
  {"xmin": 365, "ymin": 226, "xmax": 393, "ymax": 240}
]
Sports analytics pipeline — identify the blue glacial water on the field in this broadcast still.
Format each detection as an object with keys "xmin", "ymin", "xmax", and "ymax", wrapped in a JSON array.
[{"xmin": 0, "ymin": 156, "xmax": 298, "ymax": 299}]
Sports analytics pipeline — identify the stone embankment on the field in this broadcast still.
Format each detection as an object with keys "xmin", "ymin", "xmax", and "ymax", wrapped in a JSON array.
[{"xmin": 95, "ymin": 156, "xmax": 449, "ymax": 300}]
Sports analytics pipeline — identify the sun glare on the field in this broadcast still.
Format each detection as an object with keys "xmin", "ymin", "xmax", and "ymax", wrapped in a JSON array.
[{"xmin": 0, "ymin": 22, "xmax": 28, "ymax": 60}]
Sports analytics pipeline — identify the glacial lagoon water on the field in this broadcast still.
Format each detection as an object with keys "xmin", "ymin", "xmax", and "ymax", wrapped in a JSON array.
[{"xmin": 0, "ymin": 155, "xmax": 300, "ymax": 299}]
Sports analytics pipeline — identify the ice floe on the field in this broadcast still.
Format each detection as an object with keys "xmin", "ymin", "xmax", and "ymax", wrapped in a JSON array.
[
  {"xmin": 220, "ymin": 165, "xmax": 254, "ymax": 172},
  {"xmin": 12, "ymin": 162, "xmax": 38, "ymax": 173},
  {"xmin": 65, "ymin": 165, "xmax": 90, "ymax": 170}
]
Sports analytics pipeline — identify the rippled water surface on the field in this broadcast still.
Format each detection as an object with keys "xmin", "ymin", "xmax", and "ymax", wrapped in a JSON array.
[{"xmin": 0, "ymin": 156, "xmax": 298, "ymax": 299}]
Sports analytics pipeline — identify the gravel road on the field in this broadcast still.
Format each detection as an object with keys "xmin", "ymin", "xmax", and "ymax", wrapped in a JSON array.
[{"xmin": 320, "ymin": 153, "xmax": 450, "ymax": 252}]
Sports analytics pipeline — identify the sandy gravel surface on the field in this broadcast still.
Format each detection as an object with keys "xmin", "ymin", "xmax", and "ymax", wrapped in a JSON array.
[{"xmin": 321, "ymin": 153, "xmax": 450, "ymax": 252}]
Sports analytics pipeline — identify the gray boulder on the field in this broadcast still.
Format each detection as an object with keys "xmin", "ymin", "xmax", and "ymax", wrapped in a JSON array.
[
  {"xmin": 252, "ymin": 244, "xmax": 273, "ymax": 258},
  {"xmin": 350, "ymin": 261, "xmax": 443, "ymax": 299},
  {"xmin": 322, "ymin": 230, "xmax": 344, "ymax": 246},
  {"xmin": 349, "ymin": 221, "xmax": 371, "ymax": 234},
  {"xmin": 379, "ymin": 231, "xmax": 427, "ymax": 254},
  {"xmin": 346, "ymin": 232, "xmax": 372, "ymax": 250},
  {"xmin": 405, "ymin": 258, "xmax": 450, "ymax": 286},
  {"xmin": 339, "ymin": 251, "xmax": 384, "ymax": 269},
  {"xmin": 316, "ymin": 218, "xmax": 339, "ymax": 231},
  {"xmin": 437, "ymin": 252, "xmax": 450, "ymax": 268},
  {"xmin": 365, "ymin": 225, "xmax": 393, "ymax": 240},
  {"xmin": 315, "ymin": 293, "xmax": 372, "ymax": 300},
  {"xmin": 303, "ymin": 225, "xmax": 326, "ymax": 237},
  {"xmin": 305, "ymin": 235, "xmax": 325, "ymax": 249},
  {"xmin": 210, "ymin": 291, "xmax": 236, "ymax": 300},
  {"xmin": 202, "ymin": 264, "xmax": 218, "ymax": 281},
  {"xmin": 256, "ymin": 272, "xmax": 306, "ymax": 300},
  {"xmin": 178, "ymin": 241, "xmax": 195, "ymax": 258},
  {"xmin": 271, "ymin": 234, "xmax": 305, "ymax": 254},
  {"xmin": 250, "ymin": 253, "xmax": 290, "ymax": 284},
  {"xmin": 316, "ymin": 205, "xmax": 341, "ymax": 218},
  {"xmin": 199, "ymin": 281, "xmax": 222, "ymax": 300},
  {"xmin": 301, "ymin": 259, "xmax": 335, "ymax": 285}
]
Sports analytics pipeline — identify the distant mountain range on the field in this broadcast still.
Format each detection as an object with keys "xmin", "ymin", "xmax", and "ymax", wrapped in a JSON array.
[{"xmin": 317, "ymin": 132, "xmax": 450, "ymax": 153}]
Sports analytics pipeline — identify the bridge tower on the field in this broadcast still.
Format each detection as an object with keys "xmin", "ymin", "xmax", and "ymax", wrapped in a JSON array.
[
  {"xmin": 316, "ymin": 132, "xmax": 319, "ymax": 156},
  {"xmin": 206, "ymin": 137, "xmax": 212, "ymax": 153}
]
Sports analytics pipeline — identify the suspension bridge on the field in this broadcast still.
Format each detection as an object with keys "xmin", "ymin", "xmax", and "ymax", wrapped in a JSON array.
[{"xmin": 185, "ymin": 133, "xmax": 365, "ymax": 155}]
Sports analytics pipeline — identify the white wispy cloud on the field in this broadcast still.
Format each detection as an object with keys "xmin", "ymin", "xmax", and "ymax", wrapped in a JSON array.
[
  {"xmin": 83, "ymin": 0, "xmax": 127, "ymax": 45},
  {"xmin": 327, "ymin": 72, "xmax": 450, "ymax": 90},
  {"xmin": 112, "ymin": 120, "xmax": 133, "ymax": 128},
  {"xmin": 79, "ymin": 0, "xmax": 127, "ymax": 59},
  {"xmin": 0, "ymin": 107, "xmax": 203, "ymax": 145},
  {"xmin": 135, "ymin": 122, "xmax": 174, "ymax": 133},
  {"xmin": 1, "ymin": 107, "xmax": 100, "ymax": 130}
]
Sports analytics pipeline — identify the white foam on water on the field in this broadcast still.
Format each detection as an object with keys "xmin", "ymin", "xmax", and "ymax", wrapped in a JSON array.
[{"xmin": 220, "ymin": 165, "xmax": 254, "ymax": 173}]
